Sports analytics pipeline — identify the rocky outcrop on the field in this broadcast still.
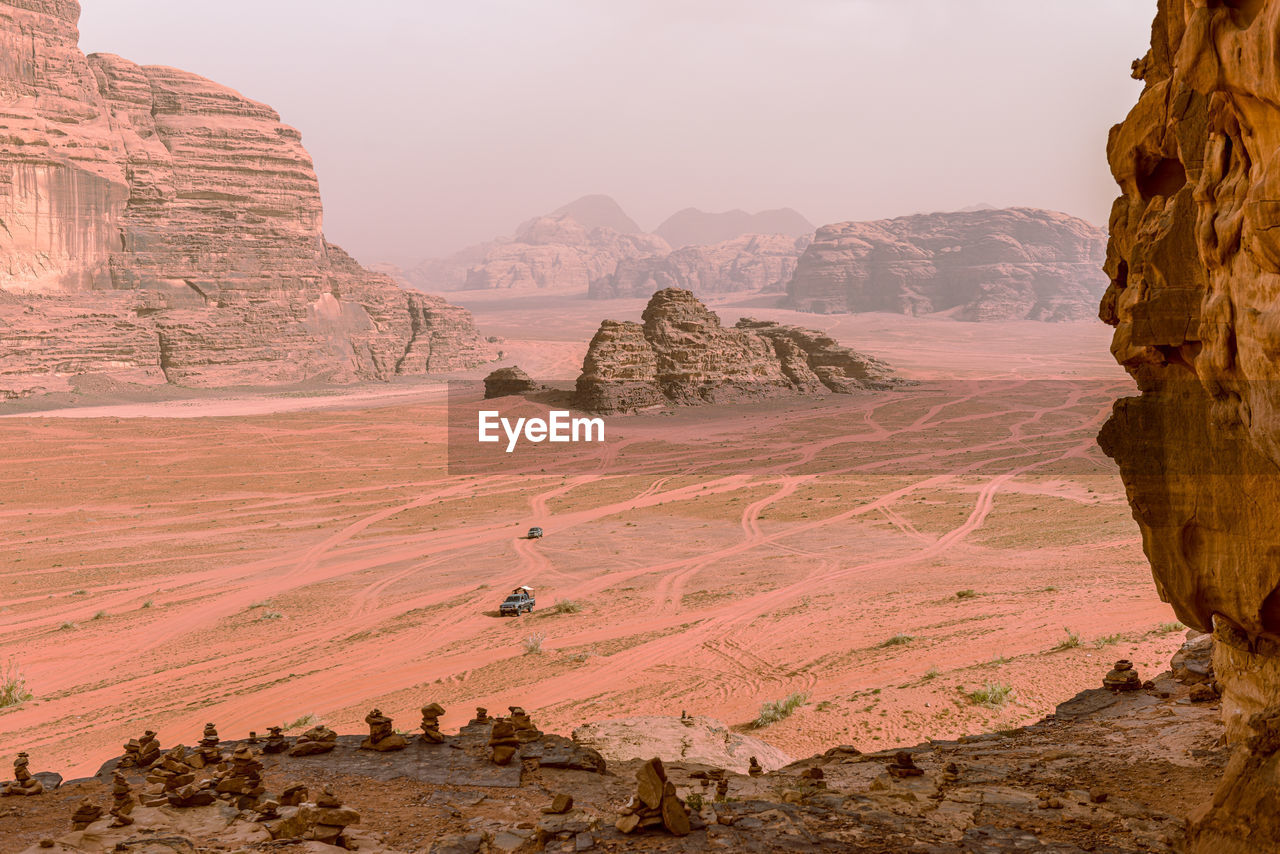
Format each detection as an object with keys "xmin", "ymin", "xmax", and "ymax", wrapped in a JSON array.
[
  {"xmin": 785, "ymin": 208, "xmax": 1108, "ymax": 320},
  {"xmin": 572, "ymin": 716, "xmax": 792, "ymax": 775},
  {"xmin": 591, "ymin": 234, "xmax": 811, "ymax": 298},
  {"xmin": 1098, "ymin": 3, "xmax": 1280, "ymax": 851},
  {"xmin": 574, "ymin": 288, "xmax": 896, "ymax": 413},
  {"xmin": 0, "ymin": 0, "xmax": 487, "ymax": 397},
  {"xmin": 483, "ymin": 366, "xmax": 537, "ymax": 399},
  {"xmin": 655, "ymin": 207, "xmax": 814, "ymax": 249},
  {"xmin": 459, "ymin": 214, "xmax": 669, "ymax": 292}
]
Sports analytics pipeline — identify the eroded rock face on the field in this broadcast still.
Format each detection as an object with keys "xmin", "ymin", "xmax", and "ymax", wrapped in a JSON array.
[
  {"xmin": 0, "ymin": 0, "xmax": 487, "ymax": 397},
  {"xmin": 574, "ymin": 288, "xmax": 896, "ymax": 413},
  {"xmin": 1097, "ymin": 0, "xmax": 1280, "ymax": 750},
  {"xmin": 785, "ymin": 208, "xmax": 1108, "ymax": 320},
  {"xmin": 592, "ymin": 234, "xmax": 811, "ymax": 298}
]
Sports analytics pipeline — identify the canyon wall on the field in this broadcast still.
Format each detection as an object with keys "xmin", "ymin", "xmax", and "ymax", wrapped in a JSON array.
[
  {"xmin": 785, "ymin": 209, "xmax": 1108, "ymax": 321},
  {"xmin": 1097, "ymin": 1, "xmax": 1280, "ymax": 849},
  {"xmin": 0, "ymin": 0, "xmax": 487, "ymax": 396},
  {"xmin": 574, "ymin": 288, "xmax": 896, "ymax": 413}
]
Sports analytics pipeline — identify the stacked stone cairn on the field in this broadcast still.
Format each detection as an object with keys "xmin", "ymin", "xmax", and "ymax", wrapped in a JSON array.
[
  {"xmin": 190, "ymin": 723, "xmax": 224, "ymax": 768},
  {"xmin": 140, "ymin": 745, "xmax": 217, "ymax": 808},
  {"xmin": 1, "ymin": 752, "xmax": 44, "ymax": 796},
  {"xmin": 288, "ymin": 723, "xmax": 338, "ymax": 756},
  {"xmin": 70, "ymin": 799, "xmax": 103, "ymax": 830},
  {"xmin": 215, "ymin": 746, "xmax": 266, "ymax": 808},
  {"xmin": 615, "ymin": 757, "xmax": 691, "ymax": 836},
  {"xmin": 360, "ymin": 708, "xmax": 407, "ymax": 752},
  {"xmin": 118, "ymin": 730, "xmax": 161, "ymax": 769},
  {"xmin": 509, "ymin": 705, "xmax": 542, "ymax": 742},
  {"xmin": 420, "ymin": 703, "xmax": 445, "ymax": 744},
  {"xmin": 263, "ymin": 726, "xmax": 288, "ymax": 754},
  {"xmin": 108, "ymin": 771, "xmax": 134, "ymax": 827},
  {"xmin": 489, "ymin": 719, "xmax": 521, "ymax": 765},
  {"xmin": 1103, "ymin": 660, "xmax": 1142, "ymax": 692}
]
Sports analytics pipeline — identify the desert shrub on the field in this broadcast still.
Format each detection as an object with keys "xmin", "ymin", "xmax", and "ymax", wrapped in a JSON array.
[
  {"xmin": 1052, "ymin": 627, "xmax": 1082, "ymax": 651},
  {"xmin": 0, "ymin": 660, "xmax": 33, "ymax": 709},
  {"xmin": 92, "ymin": 610, "xmax": 108, "ymax": 620},
  {"xmin": 522, "ymin": 633, "xmax": 545, "ymax": 655},
  {"xmin": 1093, "ymin": 633, "xmax": 1124, "ymax": 648},
  {"xmin": 879, "ymin": 633, "xmax": 915, "ymax": 648},
  {"xmin": 57, "ymin": 621, "xmax": 77, "ymax": 631},
  {"xmin": 141, "ymin": 599, "xmax": 154, "ymax": 609},
  {"xmin": 553, "ymin": 599, "xmax": 581, "ymax": 614},
  {"xmin": 956, "ymin": 589, "xmax": 978, "ymax": 600},
  {"xmin": 754, "ymin": 691, "xmax": 809, "ymax": 728},
  {"xmin": 256, "ymin": 611, "xmax": 284, "ymax": 622},
  {"xmin": 282, "ymin": 713, "xmax": 316, "ymax": 731},
  {"xmin": 966, "ymin": 682, "xmax": 1013, "ymax": 707},
  {"xmin": 686, "ymin": 792, "xmax": 704, "ymax": 811},
  {"xmin": 922, "ymin": 666, "xmax": 940, "ymax": 681},
  {"xmin": 1156, "ymin": 621, "xmax": 1185, "ymax": 634}
]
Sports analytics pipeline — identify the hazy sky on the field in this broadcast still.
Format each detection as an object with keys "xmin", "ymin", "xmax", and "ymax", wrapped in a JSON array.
[{"xmin": 77, "ymin": 1, "xmax": 1153, "ymax": 266}]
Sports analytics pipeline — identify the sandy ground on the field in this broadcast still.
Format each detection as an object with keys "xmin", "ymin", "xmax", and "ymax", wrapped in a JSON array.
[{"xmin": 0, "ymin": 297, "xmax": 1183, "ymax": 784}]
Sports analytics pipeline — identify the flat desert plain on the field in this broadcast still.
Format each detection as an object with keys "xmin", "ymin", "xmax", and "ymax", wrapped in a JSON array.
[{"xmin": 0, "ymin": 298, "xmax": 1183, "ymax": 780}]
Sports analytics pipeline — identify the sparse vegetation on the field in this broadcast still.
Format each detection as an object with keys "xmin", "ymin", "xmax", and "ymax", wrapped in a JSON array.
[
  {"xmin": 990, "ymin": 653, "xmax": 1009, "ymax": 666},
  {"xmin": 966, "ymin": 681, "xmax": 1013, "ymax": 707},
  {"xmin": 553, "ymin": 599, "xmax": 581, "ymax": 614},
  {"xmin": 922, "ymin": 666, "xmax": 940, "ymax": 681},
  {"xmin": 956, "ymin": 589, "xmax": 978, "ymax": 600},
  {"xmin": 1093, "ymin": 633, "xmax": 1124, "ymax": 648},
  {"xmin": 1156, "ymin": 621, "xmax": 1186, "ymax": 634},
  {"xmin": 282, "ymin": 713, "xmax": 316, "ymax": 731},
  {"xmin": 141, "ymin": 599, "xmax": 154, "ymax": 609},
  {"xmin": 0, "ymin": 660, "xmax": 33, "ymax": 709},
  {"xmin": 1052, "ymin": 627, "xmax": 1082, "ymax": 651},
  {"xmin": 57, "ymin": 620, "xmax": 77, "ymax": 631},
  {"xmin": 879, "ymin": 633, "xmax": 915, "ymax": 648},
  {"xmin": 754, "ymin": 691, "xmax": 809, "ymax": 728},
  {"xmin": 256, "ymin": 611, "xmax": 284, "ymax": 622},
  {"xmin": 522, "ymin": 632, "xmax": 546, "ymax": 654},
  {"xmin": 92, "ymin": 610, "xmax": 108, "ymax": 620},
  {"xmin": 686, "ymin": 792, "xmax": 704, "ymax": 811}
]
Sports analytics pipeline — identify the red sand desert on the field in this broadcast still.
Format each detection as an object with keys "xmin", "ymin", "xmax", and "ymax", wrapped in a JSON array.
[{"xmin": 0, "ymin": 303, "xmax": 1182, "ymax": 781}]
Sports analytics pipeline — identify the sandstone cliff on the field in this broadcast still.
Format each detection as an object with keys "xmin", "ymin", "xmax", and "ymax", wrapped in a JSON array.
[
  {"xmin": 574, "ymin": 288, "xmax": 896, "ymax": 413},
  {"xmin": 1097, "ymin": 2, "xmax": 1280, "ymax": 850},
  {"xmin": 655, "ymin": 207, "xmax": 814, "ymax": 249},
  {"xmin": 591, "ymin": 233, "xmax": 811, "ymax": 299},
  {"xmin": 0, "ymin": 0, "xmax": 487, "ymax": 397},
  {"xmin": 785, "ymin": 208, "xmax": 1108, "ymax": 321}
]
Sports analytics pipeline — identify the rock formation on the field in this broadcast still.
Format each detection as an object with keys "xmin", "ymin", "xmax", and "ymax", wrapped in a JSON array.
[
  {"xmin": 456, "ymin": 214, "xmax": 669, "ymax": 292},
  {"xmin": 615, "ymin": 757, "xmax": 690, "ymax": 837},
  {"xmin": 592, "ymin": 233, "xmax": 812, "ymax": 298},
  {"xmin": 483, "ymin": 366, "xmax": 537, "ymax": 399},
  {"xmin": 419, "ymin": 703, "xmax": 445, "ymax": 744},
  {"xmin": 574, "ymin": 288, "xmax": 897, "ymax": 414},
  {"xmin": 0, "ymin": 0, "xmax": 487, "ymax": 398},
  {"xmin": 360, "ymin": 709, "xmax": 407, "ymax": 752},
  {"xmin": 287, "ymin": 724, "xmax": 337, "ymax": 757},
  {"xmin": 785, "ymin": 208, "xmax": 1108, "ymax": 320},
  {"xmin": 655, "ymin": 207, "xmax": 814, "ymax": 249},
  {"xmin": 1098, "ymin": 3, "xmax": 1280, "ymax": 851},
  {"xmin": 1, "ymin": 752, "xmax": 44, "ymax": 796}
]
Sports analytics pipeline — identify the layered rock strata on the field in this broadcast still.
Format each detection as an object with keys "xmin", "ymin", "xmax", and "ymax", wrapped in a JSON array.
[
  {"xmin": 574, "ymin": 288, "xmax": 896, "ymax": 413},
  {"xmin": 785, "ymin": 208, "xmax": 1108, "ymax": 320},
  {"xmin": 0, "ymin": 0, "xmax": 487, "ymax": 397}
]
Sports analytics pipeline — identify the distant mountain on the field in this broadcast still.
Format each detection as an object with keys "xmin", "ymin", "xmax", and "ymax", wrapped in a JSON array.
[
  {"xmin": 785, "ymin": 208, "xmax": 1108, "ymax": 322},
  {"xmin": 655, "ymin": 208, "xmax": 815, "ymax": 249}
]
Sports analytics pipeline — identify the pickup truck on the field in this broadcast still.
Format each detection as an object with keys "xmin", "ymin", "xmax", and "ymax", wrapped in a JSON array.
[{"xmin": 499, "ymin": 586, "xmax": 535, "ymax": 616}]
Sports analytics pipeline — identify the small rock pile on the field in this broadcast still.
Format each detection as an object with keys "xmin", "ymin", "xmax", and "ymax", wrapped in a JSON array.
[
  {"xmin": 190, "ymin": 723, "xmax": 224, "ymax": 768},
  {"xmin": 265, "ymin": 786, "xmax": 361, "ymax": 848},
  {"xmin": 360, "ymin": 708, "xmax": 407, "ymax": 752},
  {"xmin": 420, "ymin": 703, "xmax": 445, "ymax": 743},
  {"xmin": 108, "ymin": 771, "xmax": 134, "ymax": 827},
  {"xmin": 1103, "ymin": 660, "xmax": 1142, "ymax": 692},
  {"xmin": 214, "ymin": 746, "xmax": 266, "ymax": 807},
  {"xmin": 118, "ymin": 730, "xmax": 161, "ymax": 769},
  {"xmin": 1, "ymin": 752, "xmax": 44, "ymax": 796},
  {"xmin": 509, "ymin": 705, "xmax": 542, "ymax": 742},
  {"xmin": 140, "ymin": 745, "xmax": 217, "ymax": 807},
  {"xmin": 615, "ymin": 757, "xmax": 691, "ymax": 836},
  {"xmin": 489, "ymin": 720, "xmax": 521, "ymax": 765},
  {"xmin": 69, "ymin": 798, "xmax": 102, "ymax": 830},
  {"xmin": 289, "ymin": 723, "xmax": 338, "ymax": 756},
  {"xmin": 263, "ymin": 726, "xmax": 288, "ymax": 754}
]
